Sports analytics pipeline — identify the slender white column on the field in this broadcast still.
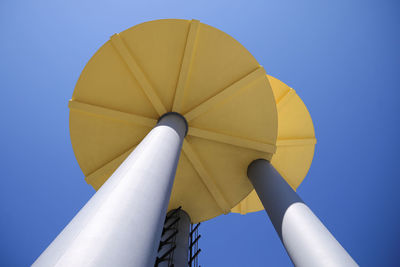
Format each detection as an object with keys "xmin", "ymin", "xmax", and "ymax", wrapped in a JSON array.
[
  {"xmin": 33, "ymin": 113, "xmax": 188, "ymax": 267},
  {"xmin": 247, "ymin": 159, "xmax": 358, "ymax": 267}
]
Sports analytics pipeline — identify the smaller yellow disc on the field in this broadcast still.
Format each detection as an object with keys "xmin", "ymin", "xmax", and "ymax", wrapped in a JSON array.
[{"xmin": 231, "ymin": 75, "xmax": 316, "ymax": 214}]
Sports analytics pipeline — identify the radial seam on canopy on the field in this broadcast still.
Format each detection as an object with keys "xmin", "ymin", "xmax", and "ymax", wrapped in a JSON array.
[
  {"xmin": 68, "ymin": 100, "xmax": 157, "ymax": 127},
  {"xmin": 276, "ymin": 88, "xmax": 296, "ymax": 112},
  {"xmin": 188, "ymin": 126, "xmax": 275, "ymax": 154},
  {"xmin": 276, "ymin": 138, "xmax": 317, "ymax": 147},
  {"xmin": 183, "ymin": 67, "xmax": 266, "ymax": 121},
  {"xmin": 85, "ymin": 146, "xmax": 136, "ymax": 187},
  {"xmin": 110, "ymin": 34, "xmax": 167, "ymax": 116},
  {"xmin": 182, "ymin": 140, "xmax": 231, "ymax": 213},
  {"xmin": 172, "ymin": 19, "xmax": 200, "ymax": 113}
]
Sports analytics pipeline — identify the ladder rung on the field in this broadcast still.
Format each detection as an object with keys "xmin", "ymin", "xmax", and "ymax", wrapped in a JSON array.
[
  {"xmin": 156, "ymin": 244, "xmax": 176, "ymax": 265},
  {"xmin": 190, "ymin": 223, "xmax": 200, "ymax": 236},
  {"xmin": 162, "ymin": 217, "xmax": 180, "ymax": 234},
  {"xmin": 158, "ymin": 229, "xmax": 178, "ymax": 251},
  {"xmin": 188, "ymin": 249, "xmax": 201, "ymax": 264},
  {"xmin": 165, "ymin": 206, "xmax": 182, "ymax": 222},
  {"xmin": 189, "ymin": 234, "xmax": 201, "ymax": 249}
]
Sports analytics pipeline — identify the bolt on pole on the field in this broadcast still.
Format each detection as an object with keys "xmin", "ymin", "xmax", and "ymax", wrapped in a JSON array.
[
  {"xmin": 33, "ymin": 113, "xmax": 188, "ymax": 267},
  {"xmin": 247, "ymin": 159, "xmax": 358, "ymax": 267}
]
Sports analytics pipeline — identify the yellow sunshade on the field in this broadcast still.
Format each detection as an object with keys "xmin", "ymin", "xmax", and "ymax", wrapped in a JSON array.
[
  {"xmin": 69, "ymin": 19, "xmax": 278, "ymax": 223},
  {"xmin": 231, "ymin": 75, "xmax": 316, "ymax": 215}
]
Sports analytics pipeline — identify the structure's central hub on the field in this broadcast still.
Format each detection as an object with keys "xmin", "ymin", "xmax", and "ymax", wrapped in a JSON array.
[{"xmin": 158, "ymin": 112, "xmax": 189, "ymax": 137}]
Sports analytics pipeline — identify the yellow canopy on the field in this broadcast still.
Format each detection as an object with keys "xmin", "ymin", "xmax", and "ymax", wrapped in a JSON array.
[{"xmin": 69, "ymin": 19, "xmax": 278, "ymax": 223}]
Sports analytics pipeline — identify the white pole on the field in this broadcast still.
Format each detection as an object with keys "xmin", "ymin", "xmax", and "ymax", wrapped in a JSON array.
[
  {"xmin": 247, "ymin": 159, "xmax": 358, "ymax": 267},
  {"xmin": 32, "ymin": 113, "xmax": 188, "ymax": 267}
]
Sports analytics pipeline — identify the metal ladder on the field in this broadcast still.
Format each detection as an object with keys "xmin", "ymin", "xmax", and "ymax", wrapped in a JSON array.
[
  {"xmin": 189, "ymin": 222, "xmax": 201, "ymax": 267},
  {"xmin": 155, "ymin": 207, "xmax": 201, "ymax": 267}
]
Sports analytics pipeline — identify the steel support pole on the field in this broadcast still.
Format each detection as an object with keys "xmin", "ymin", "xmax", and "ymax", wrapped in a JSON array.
[
  {"xmin": 33, "ymin": 113, "xmax": 188, "ymax": 267},
  {"xmin": 158, "ymin": 209, "xmax": 191, "ymax": 267},
  {"xmin": 247, "ymin": 159, "xmax": 358, "ymax": 267}
]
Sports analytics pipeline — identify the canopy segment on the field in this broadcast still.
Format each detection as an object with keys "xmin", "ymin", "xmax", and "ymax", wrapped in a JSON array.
[
  {"xmin": 232, "ymin": 75, "xmax": 316, "ymax": 214},
  {"xmin": 69, "ymin": 19, "xmax": 278, "ymax": 223}
]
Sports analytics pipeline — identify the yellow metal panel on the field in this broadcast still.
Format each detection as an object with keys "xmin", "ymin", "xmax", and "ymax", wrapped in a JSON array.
[
  {"xmin": 188, "ymin": 135, "xmax": 272, "ymax": 211},
  {"xmin": 180, "ymin": 23, "xmax": 260, "ymax": 114},
  {"xmin": 69, "ymin": 100, "xmax": 157, "ymax": 127},
  {"xmin": 231, "ymin": 75, "xmax": 316, "ymax": 214},
  {"xmin": 72, "ymin": 42, "xmax": 158, "ymax": 119},
  {"xmin": 110, "ymin": 34, "xmax": 167, "ymax": 116},
  {"xmin": 69, "ymin": 110, "xmax": 151, "ymax": 176},
  {"xmin": 121, "ymin": 19, "xmax": 191, "ymax": 112},
  {"xmin": 168, "ymin": 152, "xmax": 222, "ymax": 223},
  {"xmin": 184, "ymin": 67, "xmax": 265, "ymax": 121},
  {"xmin": 189, "ymin": 76, "xmax": 277, "ymax": 146},
  {"xmin": 182, "ymin": 140, "xmax": 231, "ymax": 214},
  {"xmin": 69, "ymin": 19, "xmax": 278, "ymax": 222}
]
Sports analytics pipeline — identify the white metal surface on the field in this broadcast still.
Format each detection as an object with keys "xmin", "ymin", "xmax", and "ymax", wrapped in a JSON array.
[
  {"xmin": 247, "ymin": 159, "xmax": 358, "ymax": 267},
  {"xmin": 32, "ymin": 113, "xmax": 187, "ymax": 267}
]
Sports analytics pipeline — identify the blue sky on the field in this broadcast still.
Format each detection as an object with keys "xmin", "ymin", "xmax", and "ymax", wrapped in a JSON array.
[{"xmin": 1, "ymin": 0, "xmax": 399, "ymax": 266}]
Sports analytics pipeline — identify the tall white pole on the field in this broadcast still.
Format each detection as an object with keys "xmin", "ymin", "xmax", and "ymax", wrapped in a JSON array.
[
  {"xmin": 33, "ymin": 113, "xmax": 188, "ymax": 267},
  {"xmin": 247, "ymin": 159, "xmax": 358, "ymax": 267}
]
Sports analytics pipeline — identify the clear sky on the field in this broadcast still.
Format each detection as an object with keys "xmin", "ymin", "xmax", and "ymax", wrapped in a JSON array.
[{"xmin": 0, "ymin": 0, "xmax": 399, "ymax": 266}]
